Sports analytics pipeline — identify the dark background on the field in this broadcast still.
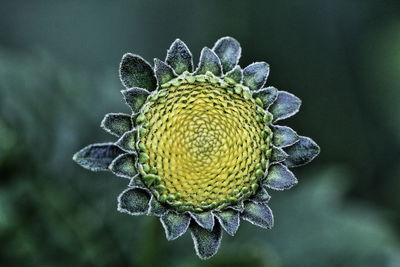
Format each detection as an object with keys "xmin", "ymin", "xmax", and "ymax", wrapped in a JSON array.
[{"xmin": 1, "ymin": 0, "xmax": 400, "ymax": 266}]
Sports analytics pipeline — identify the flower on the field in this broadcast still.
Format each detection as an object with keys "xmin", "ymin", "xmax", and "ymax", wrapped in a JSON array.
[{"xmin": 73, "ymin": 37, "xmax": 320, "ymax": 259}]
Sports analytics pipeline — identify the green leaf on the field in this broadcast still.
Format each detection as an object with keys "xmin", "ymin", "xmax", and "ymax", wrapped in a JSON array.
[
  {"xmin": 270, "ymin": 145, "xmax": 289, "ymax": 164},
  {"xmin": 190, "ymin": 221, "xmax": 222, "ymax": 260},
  {"xmin": 148, "ymin": 196, "xmax": 168, "ymax": 216},
  {"xmin": 242, "ymin": 62, "xmax": 269, "ymax": 90},
  {"xmin": 251, "ymin": 187, "xmax": 271, "ymax": 203},
  {"xmin": 165, "ymin": 39, "xmax": 193, "ymax": 75},
  {"xmin": 242, "ymin": 201, "xmax": 274, "ymax": 229},
  {"xmin": 73, "ymin": 143, "xmax": 123, "ymax": 171},
  {"xmin": 160, "ymin": 212, "xmax": 191, "ymax": 240},
  {"xmin": 128, "ymin": 175, "xmax": 147, "ymax": 189},
  {"xmin": 109, "ymin": 153, "xmax": 137, "ymax": 179},
  {"xmin": 269, "ymin": 91, "xmax": 301, "ymax": 122},
  {"xmin": 115, "ymin": 129, "xmax": 136, "ymax": 152},
  {"xmin": 285, "ymin": 136, "xmax": 320, "ymax": 167},
  {"xmin": 194, "ymin": 47, "xmax": 222, "ymax": 76},
  {"xmin": 229, "ymin": 201, "xmax": 244, "ymax": 212},
  {"xmin": 224, "ymin": 65, "xmax": 243, "ymax": 83},
  {"xmin": 214, "ymin": 210, "xmax": 240, "ymax": 236},
  {"xmin": 100, "ymin": 113, "xmax": 132, "ymax": 137},
  {"xmin": 264, "ymin": 163, "xmax": 297, "ymax": 190},
  {"xmin": 272, "ymin": 125, "xmax": 299, "ymax": 148},
  {"xmin": 154, "ymin": 58, "xmax": 176, "ymax": 85},
  {"xmin": 212, "ymin": 36, "xmax": 241, "ymax": 73},
  {"xmin": 119, "ymin": 53, "xmax": 157, "ymax": 91},
  {"xmin": 190, "ymin": 212, "xmax": 214, "ymax": 230},
  {"xmin": 253, "ymin": 86, "xmax": 278, "ymax": 108},
  {"xmin": 121, "ymin": 87, "xmax": 150, "ymax": 113},
  {"xmin": 117, "ymin": 188, "xmax": 150, "ymax": 215}
]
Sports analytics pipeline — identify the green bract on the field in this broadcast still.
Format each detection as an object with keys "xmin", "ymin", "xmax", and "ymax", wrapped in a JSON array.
[{"xmin": 73, "ymin": 37, "xmax": 320, "ymax": 259}]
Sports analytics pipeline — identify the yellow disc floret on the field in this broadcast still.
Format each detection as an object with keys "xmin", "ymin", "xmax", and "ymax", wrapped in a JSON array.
[{"xmin": 137, "ymin": 73, "xmax": 272, "ymax": 212}]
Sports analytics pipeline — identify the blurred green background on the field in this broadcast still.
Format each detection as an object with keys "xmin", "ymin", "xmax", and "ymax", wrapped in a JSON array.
[{"xmin": 1, "ymin": 0, "xmax": 400, "ymax": 266}]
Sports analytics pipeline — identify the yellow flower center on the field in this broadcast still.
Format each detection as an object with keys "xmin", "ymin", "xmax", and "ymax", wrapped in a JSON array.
[{"xmin": 139, "ymin": 75, "xmax": 271, "ymax": 211}]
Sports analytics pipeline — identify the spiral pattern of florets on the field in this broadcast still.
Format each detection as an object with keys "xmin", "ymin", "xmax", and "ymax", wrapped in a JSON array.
[{"xmin": 136, "ymin": 74, "xmax": 273, "ymax": 212}]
